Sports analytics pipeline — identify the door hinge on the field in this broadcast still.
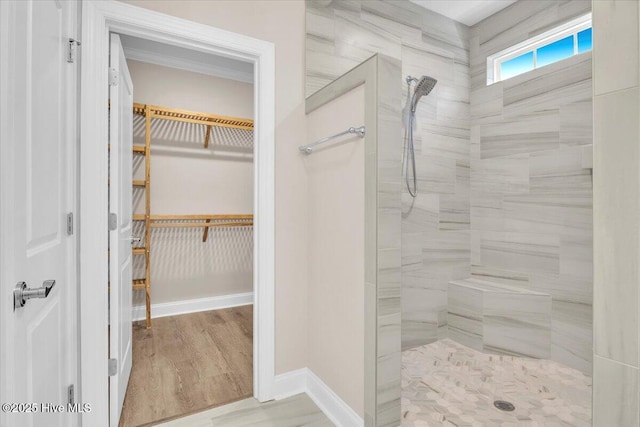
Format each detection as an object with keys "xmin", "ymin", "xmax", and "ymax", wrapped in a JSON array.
[
  {"xmin": 109, "ymin": 213, "xmax": 118, "ymax": 231},
  {"xmin": 68, "ymin": 384, "xmax": 75, "ymax": 405},
  {"xmin": 108, "ymin": 358, "xmax": 118, "ymax": 376},
  {"xmin": 67, "ymin": 38, "xmax": 81, "ymax": 63},
  {"xmin": 66, "ymin": 213, "xmax": 74, "ymax": 235},
  {"xmin": 108, "ymin": 67, "xmax": 119, "ymax": 86}
]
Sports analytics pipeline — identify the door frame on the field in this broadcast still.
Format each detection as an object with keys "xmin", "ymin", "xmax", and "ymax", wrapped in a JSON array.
[{"xmin": 79, "ymin": 2, "xmax": 276, "ymax": 425}]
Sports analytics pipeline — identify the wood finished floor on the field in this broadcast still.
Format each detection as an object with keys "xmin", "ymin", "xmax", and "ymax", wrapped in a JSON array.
[{"xmin": 118, "ymin": 305, "xmax": 253, "ymax": 427}]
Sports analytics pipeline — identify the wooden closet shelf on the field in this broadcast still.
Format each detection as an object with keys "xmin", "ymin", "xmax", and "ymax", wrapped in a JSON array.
[
  {"xmin": 132, "ymin": 279, "xmax": 147, "ymax": 290},
  {"xmin": 149, "ymin": 214, "xmax": 252, "ymax": 228},
  {"xmin": 133, "ymin": 103, "xmax": 253, "ymax": 131},
  {"xmin": 150, "ymin": 214, "xmax": 253, "ymax": 220},
  {"xmin": 150, "ymin": 221, "xmax": 253, "ymax": 228},
  {"xmin": 129, "ymin": 101, "xmax": 254, "ymax": 328},
  {"xmin": 149, "ymin": 215, "xmax": 253, "ymax": 242},
  {"xmin": 131, "ymin": 215, "xmax": 252, "ymax": 223}
]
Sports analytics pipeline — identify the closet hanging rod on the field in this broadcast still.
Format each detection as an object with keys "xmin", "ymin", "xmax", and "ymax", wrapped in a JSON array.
[
  {"xmin": 133, "ymin": 103, "xmax": 254, "ymax": 131},
  {"xmin": 299, "ymin": 126, "xmax": 365, "ymax": 155},
  {"xmin": 148, "ymin": 214, "xmax": 253, "ymax": 229},
  {"xmin": 149, "ymin": 222, "xmax": 253, "ymax": 228},
  {"xmin": 149, "ymin": 214, "xmax": 253, "ymax": 220},
  {"xmin": 146, "ymin": 215, "xmax": 253, "ymax": 242}
]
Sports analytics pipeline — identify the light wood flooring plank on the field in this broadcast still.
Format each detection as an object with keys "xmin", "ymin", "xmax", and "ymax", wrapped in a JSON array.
[{"xmin": 118, "ymin": 305, "xmax": 253, "ymax": 427}]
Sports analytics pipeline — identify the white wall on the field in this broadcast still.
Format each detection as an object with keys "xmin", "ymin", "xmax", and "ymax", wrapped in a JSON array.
[
  {"xmin": 127, "ymin": 60, "xmax": 254, "ymax": 305},
  {"xmin": 305, "ymin": 84, "xmax": 366, "ymax": 417},
  {"xmin": 120, "ymin": 0, "xmax": 309, "ymax": 375},
  {"xmin": 128, "ymin": 59, "xmax": 253, "ymax": 117}
]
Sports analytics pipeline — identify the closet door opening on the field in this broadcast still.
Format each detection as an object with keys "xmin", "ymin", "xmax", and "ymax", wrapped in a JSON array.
[{"xmin": 108, "ymin": 33, "xmax": 256, "ymax": 427}]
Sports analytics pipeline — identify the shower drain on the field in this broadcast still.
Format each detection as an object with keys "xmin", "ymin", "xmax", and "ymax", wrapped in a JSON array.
[{"xmin": 493, "ymin": 400, "xmax": 516, "ymax": 412}]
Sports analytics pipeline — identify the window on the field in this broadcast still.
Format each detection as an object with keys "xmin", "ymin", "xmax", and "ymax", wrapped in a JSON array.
[{"xmin": 488, "ymin": 14, "xmax": 592, "ymax": 84}]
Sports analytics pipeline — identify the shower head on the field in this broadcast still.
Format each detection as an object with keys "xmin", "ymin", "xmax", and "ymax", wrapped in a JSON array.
[{"xmin": 410, "ymin": 75, "xmax": 437, "ymax": 112}]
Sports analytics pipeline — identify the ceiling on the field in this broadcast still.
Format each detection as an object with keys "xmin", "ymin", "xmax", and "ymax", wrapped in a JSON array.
[
  {"xmin": 409, "ymin": 0, "xmax": 519, "ymax": 26},
  {"xmin": 119, "ymin": 34, "xmax": 254, "ymax": 84}
]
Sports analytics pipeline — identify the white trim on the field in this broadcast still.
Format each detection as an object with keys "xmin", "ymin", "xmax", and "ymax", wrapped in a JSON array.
[
  {"xmin": 488, "ymin": 13, "xmax": 592, "ymax": 83},
  {"xmin": 122, "ymin": 45, "xmax": 253, "ymax": 84},
  {"xmin": 273, "ymin": 368, "xmax": 308, "ymax": 400},
  {"xmin": 132, "ymin": 292, "xmax": 253, "ymax": 321},
  {"xmin": 273, "ymin": 369, "xmax": 364, "ymax": 427},
  {"xmin": 80, "ymin": 2, "xmax": 276, "ymax": 426},
  {"xmin": 306, "ymin": 370, "xmax": 364, "ymax": 427}
]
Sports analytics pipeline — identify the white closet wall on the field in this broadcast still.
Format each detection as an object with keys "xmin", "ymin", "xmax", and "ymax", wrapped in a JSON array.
[{"xmin": 128, "ymin": 59, "xmax": 254, "ymax": 306}]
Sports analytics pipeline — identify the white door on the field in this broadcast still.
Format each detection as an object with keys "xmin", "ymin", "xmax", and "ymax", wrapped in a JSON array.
[
  {"xmin": 108, "ymin": 33, "xmax": 134, "ymax": 427},
  {"xmin": 0, "ymin": 1, "xmax": 78, "ymax": 427}
]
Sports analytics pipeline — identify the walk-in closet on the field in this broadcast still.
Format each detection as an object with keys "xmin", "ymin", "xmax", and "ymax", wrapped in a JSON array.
[{"xmin": 109, "ymin": 35, "xmax": 256, "ymax": 427}]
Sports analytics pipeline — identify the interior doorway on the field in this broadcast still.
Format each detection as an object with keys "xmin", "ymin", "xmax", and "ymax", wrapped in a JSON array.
[
  {"xmin": 108, "ymin": 32, "xmax": 256, "ymax": 427},
  {"xmin": 79, "ymin": 3, "xmax": 276, "ymax": 426}
]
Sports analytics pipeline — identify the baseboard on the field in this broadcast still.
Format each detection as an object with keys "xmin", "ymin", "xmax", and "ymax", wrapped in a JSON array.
[
  {"xmin": 273, "ymin": 368, "xmax": 364, "ymax": 427},
  {"xmin": 132, "ymin": 292, "xmax": 253, "ymax": 321},
  {"xmin": 273, "ymin": 368, "xmax": 308, "ymax": 400}
]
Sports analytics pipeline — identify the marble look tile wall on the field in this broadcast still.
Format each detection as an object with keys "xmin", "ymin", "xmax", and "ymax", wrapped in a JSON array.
[
  {"xmin": 306, "ymin": 0, "xmax": 594, "ymax": 373},
  {"xmin": 307, "ymin": 0, "xmax": 473, "ymax": 352},
  {"xmin": 469, "ymin": 0, "xmax": 593, "ymax": 374},
  {"xmin": 448, "ymin": 278, "xmax": 552, "ymax": 359},
  {"xmin": 592, "ymin": 1, "xmax": 640, "ymax": 425},
  {"xmin": 375, "ymin": 55, "xmax": 403, "ymax": 427}
]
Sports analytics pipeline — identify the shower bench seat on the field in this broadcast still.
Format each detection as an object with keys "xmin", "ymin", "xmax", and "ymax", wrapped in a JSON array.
[{"xmin": 448, "ymin": 278, "xmax": 551, "ymax": 359}]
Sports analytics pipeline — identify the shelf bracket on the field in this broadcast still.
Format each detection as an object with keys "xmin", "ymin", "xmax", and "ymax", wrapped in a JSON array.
[
  {"xmin": 202, "ymin": 219, "xmax": 211, "ymax": 242},
  {"xmin": 204, "ymin": 125, "xmax": 212, "ymax": 149}
]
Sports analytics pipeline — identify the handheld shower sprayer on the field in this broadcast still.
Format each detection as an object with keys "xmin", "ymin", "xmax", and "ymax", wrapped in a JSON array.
[
  {"xmin": 403, "ymin": 75, "xmax": 438, "ymax": 198},
  {"xmin": 410, "ymin": 76, "xmax": 438, "ymax": 112}
]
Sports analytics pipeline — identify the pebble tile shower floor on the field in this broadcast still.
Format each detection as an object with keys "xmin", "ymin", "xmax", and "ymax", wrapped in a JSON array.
[{"xmin": 402, "ymin": 339, "xmax": 592, "ymax": 427}]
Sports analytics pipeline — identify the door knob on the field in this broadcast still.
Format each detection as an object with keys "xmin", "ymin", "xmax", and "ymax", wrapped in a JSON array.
[
  {"xmin": 127, "ymin": 236, "xmax": 142, "ymax": 244},
  {"xmin": 14, "ymin": 280, "xmax": 56, "ymax": 310}
]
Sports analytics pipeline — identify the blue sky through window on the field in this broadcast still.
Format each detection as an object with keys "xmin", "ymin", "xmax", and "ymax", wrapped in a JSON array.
[
  {"xmin": 578, "ymin": 28, "xmax": 592, "ymax": 53},
  {"xmin": 497, "ymin": 26, "xmax": 592, "ymax": 81},
  {"xmin": 537, "ymin": 35, "xmax": 574, "ymax": 67},
  {"xmin": 500, "ymin": 51, "xmax": 534, "ymax": 80}
]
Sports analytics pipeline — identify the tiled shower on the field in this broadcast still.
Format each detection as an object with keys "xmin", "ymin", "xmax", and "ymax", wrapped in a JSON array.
[{"xmin": 307, "ymin": 0, "xmax": 594, "ymax": 425}]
